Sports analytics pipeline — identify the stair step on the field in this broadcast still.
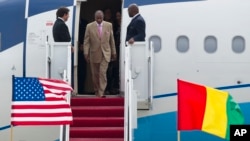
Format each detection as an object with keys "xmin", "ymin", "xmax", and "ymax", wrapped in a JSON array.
[
  {"xmin": 70, "ymin": 97, "xmax": 124, "ymax": 140},
  {"xmin": 70, "ymin": 127, "xmax": 124, "ymax": 138},
  {"xmin": 71, "ymin": 117, "xmax": 124, "ymax": 127},
  {"xmin": 70, "ymin": 138, "xmax": 124, "ymax": 141},
  {"xmin": 71, "ymin": 106, "xmax": 124, "ymax": 117},
  {"xmin": 71, "ymin": 97, "xmax": 124, "ymax": 106}
]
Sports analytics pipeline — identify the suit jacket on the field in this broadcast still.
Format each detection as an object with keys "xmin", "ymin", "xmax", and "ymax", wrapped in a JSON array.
[
  {"xmin": 53, "ymin": 18, "xmax": 71, "ymax": 42},
  {"xmin": 84, "ymin": 21, "xmax": 116, "ymax": 63},
  {"xmin": 126, "ymin": 14, "xmax": 146, "ymax": 41}
]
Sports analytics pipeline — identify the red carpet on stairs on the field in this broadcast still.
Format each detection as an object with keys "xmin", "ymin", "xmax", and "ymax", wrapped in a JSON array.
[{"xmin": 70, "ymin": 96, "xmax": 124, "ymax": 141}]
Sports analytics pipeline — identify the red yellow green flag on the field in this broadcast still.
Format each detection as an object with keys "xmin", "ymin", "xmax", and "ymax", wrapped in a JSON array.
[{"xmin": 177, "ymin": 79, "xmax": 244, "ymax": 140}]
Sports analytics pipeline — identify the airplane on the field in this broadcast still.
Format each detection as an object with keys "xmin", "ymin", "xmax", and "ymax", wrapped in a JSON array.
[{"xmin": 0, "ymin": 0, "xmax": 250, "ymax": 140}]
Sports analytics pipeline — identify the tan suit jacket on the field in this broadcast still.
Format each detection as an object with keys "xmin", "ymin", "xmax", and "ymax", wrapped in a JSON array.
[{"xmin": 84, "ymin": 21, "xmax": 116, "ymax": 63}]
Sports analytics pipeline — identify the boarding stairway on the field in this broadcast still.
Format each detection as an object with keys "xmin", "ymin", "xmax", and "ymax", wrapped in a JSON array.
[
  {"xmin": 69, "ymin": 96, "xmax": 124, "ymax": 141},
  {"xmin": 47, "ymin": 42, "xmax": 152, "ymax": 141}
]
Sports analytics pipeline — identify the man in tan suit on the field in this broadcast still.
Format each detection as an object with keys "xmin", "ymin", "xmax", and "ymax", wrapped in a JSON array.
[{"xmin": 84, "ymin": 10, "xmax": 116, "ymax": 97}]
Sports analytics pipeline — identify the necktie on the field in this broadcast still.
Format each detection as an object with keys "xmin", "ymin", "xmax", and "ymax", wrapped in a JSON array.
[{"xmin": 98, "ymin": 24, "xmax": 102, "ymax": 37}]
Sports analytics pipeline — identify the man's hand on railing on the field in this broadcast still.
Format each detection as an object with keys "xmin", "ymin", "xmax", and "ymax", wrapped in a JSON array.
[{"xmin": 128, "ymin": 38, "xmax": 135, "ymax": 45}]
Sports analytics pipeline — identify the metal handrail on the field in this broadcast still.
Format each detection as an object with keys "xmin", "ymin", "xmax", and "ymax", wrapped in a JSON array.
[
  {"xmin": 124, "ymin": 45, "xmax": 131, "ymax": 141},
  {"xmin": 46, "ymin": 42, "xmax": 72, "ymax": 141},
  {"xmin": 148, "ymin": 41, "xmax": 154, "ymax": 109},
  {"xmin": 64, "ymin": 45, "xmax": 72, "ymax": 141}
]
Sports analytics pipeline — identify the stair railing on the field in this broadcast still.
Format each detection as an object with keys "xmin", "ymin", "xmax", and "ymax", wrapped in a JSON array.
[
  {"xmin": 125, "ymin": 42, "xmax": 148, "ymax": 141},
  {"xmin": 46, "ymin": 42, "xmax": 72, "ymax": 141},
  {"xmin": 124, "ymin": 44, "xmax": 133, "ymax": 141},
  {"xmin": 62, "ymin": 45, "xmax": 72, "ymax": 141}
]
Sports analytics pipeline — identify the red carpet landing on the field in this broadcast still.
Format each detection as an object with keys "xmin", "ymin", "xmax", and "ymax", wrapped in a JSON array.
[{"xmin": 70, "ymin": 96, "xmax": 124, "ymax": 141}]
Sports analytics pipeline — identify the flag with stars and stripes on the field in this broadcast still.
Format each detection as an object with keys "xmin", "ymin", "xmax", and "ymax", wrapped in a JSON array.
[{"xmin": 11, "ymin": 76, "xmax": 73, "ymax": 126}]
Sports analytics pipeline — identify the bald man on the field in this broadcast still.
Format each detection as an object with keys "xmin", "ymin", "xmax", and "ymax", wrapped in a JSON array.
[
  {"xmin": 84, "ymin": 10, "xmax": 116, "ymax": 97},
  {"xmin": 126, "ymin": 3, "xmax": 146, "ymax": 44}
]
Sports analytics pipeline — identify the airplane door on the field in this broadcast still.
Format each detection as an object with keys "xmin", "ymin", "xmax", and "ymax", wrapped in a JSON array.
[
  {"xmin": 130, "ymin": 36, "xmax": 160, "ymax": 110},
  {"xmin": 128, "ymin": 41, "xmax": 154, "ymax": 110}
]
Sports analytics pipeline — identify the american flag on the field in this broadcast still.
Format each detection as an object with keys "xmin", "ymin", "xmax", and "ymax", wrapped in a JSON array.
[{"xmin": 11, "ymin": 76, "xmax": 73, "ymax": 126}]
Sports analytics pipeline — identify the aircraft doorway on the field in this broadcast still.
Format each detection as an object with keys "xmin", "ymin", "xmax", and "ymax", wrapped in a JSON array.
[{"xmin": 76, "ymin": 0, "xmax": 122, "ymax": 95}]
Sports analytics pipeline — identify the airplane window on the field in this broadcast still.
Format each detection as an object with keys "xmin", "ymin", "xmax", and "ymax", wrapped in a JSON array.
[
  {"xmin": 149, "ymin": 35, "xmax": 161, "ymax": 53},
  {"xmin": 176, "ymin": 36, "xmax": 189, "ymax": 53},
  {"xmin": 204, "ymin": 36, "xmax": 217, "ymax": 53},
  {"xmin": 232, "ymin": 36, "xmax": 245, "ymax": 53}
]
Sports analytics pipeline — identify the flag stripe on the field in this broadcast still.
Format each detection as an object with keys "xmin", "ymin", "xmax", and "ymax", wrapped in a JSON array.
[
  {"xmin": 177, "ymin": 79, "xmax": 206, "ymax": 130},
  {"xmin": 12, "ymin": 109, "xmax": 72, "ymax": 113},
  {"xmin": 43, "ymin": 89, "xmax": 69, "ymax": 95},
  {"xmin": 39, "ymin": 79, "xmax": 72, "ymax": 90},
  {"xmin": 225, "ymin": 95, "xmax": 245, "ymax": 139},
  {"xmin": 42, "ymin": 83, "xmax": 72, "ymax": 90},
  {"xmin": 12, "ymin": 113, "xmax": 72, "ymax": 117},
  {"xmin": 202, "ymin": 87, "xmax": 228, "ymax": 138},
  {"xmin": 46, "ymin": 93, "xmax": 67, "ymax": 98},
  {"xmin": 43, "ymin": 87, "xmax": 69, "ymax": 95},
  {"xmin": 12, "ymin": 104, "xmax": 71, "ymax": 109},
  {"xmin": 43, "ymin": 84, "xmax": 72, "ymax": 92},
  {"xmin": 12, "ymin": 117, "xmax": 72, "ymax": 121},
  {"xmin": 12, "ymin": 101, "xmax": 68, "ymax": 105},
  {"xmin": 11, "ymin": 121, "xmax": 72, "ymax": 126}
]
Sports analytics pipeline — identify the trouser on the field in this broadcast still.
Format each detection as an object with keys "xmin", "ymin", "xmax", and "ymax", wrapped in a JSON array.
[{"xmin": 90, "ymin": 58, "xmax": 109, "ymax": 96}]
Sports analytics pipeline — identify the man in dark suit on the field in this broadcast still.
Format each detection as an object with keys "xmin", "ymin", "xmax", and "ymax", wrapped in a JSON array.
[
  {"xmin": 53, "ymin": 7, "xmax": 71, "ymax": 42},
  {"xmin": 126, "ymin": 3, "xmax": 146, "ymax": 45}
]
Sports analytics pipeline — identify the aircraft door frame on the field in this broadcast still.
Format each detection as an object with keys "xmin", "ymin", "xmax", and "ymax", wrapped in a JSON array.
[{"xmin": 73, "ymin": 0, "xmax": 87, "ymax": 94}]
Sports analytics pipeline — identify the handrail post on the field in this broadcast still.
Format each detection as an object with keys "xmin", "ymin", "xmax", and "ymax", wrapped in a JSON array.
[
  {"xmin": 61, "ymin": 45, "xmax": 72, "ymax": 141},
  {"xmin": 64, "ymin": 45, "xmax": 72, "ymax": 141},
  {"xmin": 124, "ymin": 45, "xmax": 135, "ymax": 141},
  {"xmin": 124, "ymin": 45, "xmax": 130, "ymax": 141},
  {"xmin": 148, "ymin": 41, "xmax": 154, "ymax": 109}
]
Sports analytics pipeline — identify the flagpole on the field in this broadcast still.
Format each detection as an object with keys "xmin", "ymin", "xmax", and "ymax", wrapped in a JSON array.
[
  {"xmin": 177, "ymin": 130, "xmax": 180, "ymax": 141},
  {"xmin": 11, "ymin": 75, "xmax": 14, "ymax": 141},
  {"xmin": 10, "ymin": 125, "xmax": 13, "ymax": 141}
]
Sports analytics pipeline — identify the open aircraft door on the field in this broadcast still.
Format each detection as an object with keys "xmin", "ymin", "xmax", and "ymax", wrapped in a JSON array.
[{"xmin": 126, "ymin": 42, "xmax": 154, "ymax": 110}]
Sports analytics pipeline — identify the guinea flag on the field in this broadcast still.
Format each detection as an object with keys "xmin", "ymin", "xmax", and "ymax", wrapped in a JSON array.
[{"xmin": 177, "ymin": 79, "xmax": 244, "ymax": 140}]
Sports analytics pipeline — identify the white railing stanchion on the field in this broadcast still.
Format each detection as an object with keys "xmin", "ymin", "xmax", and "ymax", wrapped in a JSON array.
[
  {"xmin": 65, "ymin": 45, "xmax": 72, "ymax": 141},
  {"xmin": 149, "ymin": 41, "xmax": 154, "ymax": 109},
  {"xmin": 124, "ymin": 44, "xmax": 138, "ymax": 141},
  {"xmin": 124, "ymin": 45, "xmax": 130, "ymax": 141}
]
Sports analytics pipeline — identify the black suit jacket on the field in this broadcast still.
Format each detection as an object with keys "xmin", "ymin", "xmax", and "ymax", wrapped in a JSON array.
[
  {"xmin": 53, "ymin": 18, "xmax": 71, "ymax": 42},
  {"xmin": 126, "ymin": 14, "xmax": 146, "ymax": 42}
]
